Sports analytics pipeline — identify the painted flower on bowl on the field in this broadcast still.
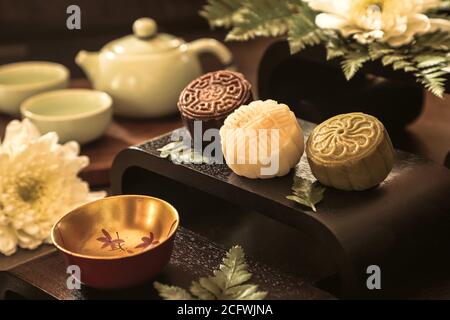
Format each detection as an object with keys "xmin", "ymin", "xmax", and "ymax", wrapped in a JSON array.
[
  {"xmin": 0, "ymin": 119, "xmax": 105, "ymax": 256},
  {"xmin": 305, "ymin": 0, "xmax": 450, "ymax": 46}
]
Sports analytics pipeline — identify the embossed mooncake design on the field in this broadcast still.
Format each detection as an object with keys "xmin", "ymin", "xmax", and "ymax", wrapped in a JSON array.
[
  {"xmin": 220, "ymin": 99, "xmax": 304, "ymax": 179},
  {"xmin": 178, "ymin": 70, "xmax": 252, "ymax": 141},
  {"xmin": 306, "ymin": 112, "xmax": 394, "ymax": 191}
]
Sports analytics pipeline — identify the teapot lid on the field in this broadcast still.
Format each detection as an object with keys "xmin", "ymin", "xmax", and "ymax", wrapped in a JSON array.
[{"xmin": 102, "ymin": 18, "xmax": 184, "ymax": 55}]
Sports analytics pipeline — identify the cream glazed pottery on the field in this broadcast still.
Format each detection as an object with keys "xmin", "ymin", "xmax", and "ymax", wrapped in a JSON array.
[
  {"xmin": 0, "ymin": 62, "xmax": 69, "ymax": 116},
  {"xmin": 76, "ymin": 17, "xmax": 233, "ymax": 118},
  {"xmin": 21, "ymin": 89, "xmax": 112, "ymax": 145}
]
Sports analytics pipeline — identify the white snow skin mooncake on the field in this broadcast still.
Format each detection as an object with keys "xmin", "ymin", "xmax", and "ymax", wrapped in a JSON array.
[{"xmin": 220, "ymin": 99, "xmax": 304, "ymax": 179}]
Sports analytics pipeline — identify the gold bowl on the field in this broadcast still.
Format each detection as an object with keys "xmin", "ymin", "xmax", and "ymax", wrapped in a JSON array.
[{"xmin": 51, "ymin": 195, "xmax": 179, "ymax": 289}]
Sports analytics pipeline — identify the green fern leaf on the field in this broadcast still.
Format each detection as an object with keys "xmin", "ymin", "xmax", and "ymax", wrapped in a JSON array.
[
  {"xmin": 326, "ymin": 46, "xmax": 346, "ymax": 59},
  {"xmin": 325, "ymin": 37, "xmax": 348, "ymax": 60},
  {"xmin": 423, "ymin": 71, "xmax": 448, "ymax": 79},
  {"xmin": 416, "ymin": 31, "xmax": 450, "ymax": 51},
  {"xmin": 341, "ymin": 52, "xmax": 370, "ymax": 80},
  {"xmin": 368, "ymin": 43, "xmax": 394, "ymax": 60},
  {"xmin": 421, "ymin": 66, "xmax": 446, "ymax": 74},
  {"xmin": 381, "ymin": 54, "xmax": 406, "ymax": 66},
  {"xmin": 226, "ymin": 0, "xmax": 292, "ymax": 41},
  {"xmin": 421, "ymin": 79, "xmax": 445, "ymax": 98},
  {"xmin": 188, "ymin": 246, "xmax": 267, "ymax": 300},
  {"xmin": 288, "ymin": 28, "xmax": 323, "ymax": 54},
  {"xmin": 153, "ymin": 282, "xmax": 194, "ymax": 300},
  {"xmin": 417, "ymin": 71, "xmax": 447, "ymax": 98},
  {"xmin": 415, "ymin": 55, "xmax": 447, "ymax": 69},
  {"xmin": 404, "ymin": 65, "xmax": 419, "ymax": 72},
  {"xmin": 190, "ymin": 277, "xmax": 221, "ymax": 300},
  {"xmin": 226, "ymin": 284, "xmax": 268, "ymax": 300},
  {"xmin": 287, "ymin": 3, "xmax": 323, "ymax": 54},
  {"xmin": 200, "ymin": 0, "xmax": 243, "ymax": 28},
  {"xmin": 392, "ymin": 60, "xmax": 413, "ymax": 71},
  {"xmin": 154, "ymin": 246, "xmax": 267, "ymax": 300}
]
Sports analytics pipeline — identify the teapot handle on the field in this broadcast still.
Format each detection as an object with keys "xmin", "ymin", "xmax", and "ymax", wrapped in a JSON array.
[{"xmin": 187, "ymin": 38, "xmax": 234, "ymax": 69}]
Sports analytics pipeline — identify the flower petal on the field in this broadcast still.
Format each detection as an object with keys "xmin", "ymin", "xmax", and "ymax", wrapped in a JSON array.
[
  {"xmin": 1, "ymin": 119, "xmax": 41, "ymax": 154},
  {"xmin": 408, "ymin": 13, "xmax": 431, "ymax": 34},
  {"xmin": 15, "ymin": 229, "xmax": 43, "ymax": 250},
  {"xmin": 0, "ymin": 119, "xmax": 105, "ymax": 256},
  {"xmin": 418, "ymin": 0, "xmax": 442, "ymax": 11},
  {"xmin": 0, "ymin": 226, "xmax": 17, "ymax": 256},
  {"xmin": 315, "ymin": 13, "xmax": 349, "ymax": 30},
  {"xmin": 429, "ymin": 18, "xmax": 450, "ymax": 33},
  {"xmin": 61, "ymin": 141, "xmax": 81, "ymax": 158},
  {"xmin": 383, "ymin": 15, "xmax": 408, "ymax": 38},
  {"xmin": 304, "ymin": 0, "xmax": 351, "ymax": 16},
  {"xmin": 353, "ymin": 30, "xmax": 384, "ymax": 44},
  {"xmin": 385, "ymin": 14, "xmax": 430, "ymax": 46},
  {"xmin": 86, "ymin": 191, "xmax": 107, "ymax": 202}
]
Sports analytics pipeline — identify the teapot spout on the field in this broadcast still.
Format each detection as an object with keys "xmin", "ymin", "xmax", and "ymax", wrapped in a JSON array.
[{"xmin": 75, "ymin": 50, "xmax": 99, "ymax": 85}]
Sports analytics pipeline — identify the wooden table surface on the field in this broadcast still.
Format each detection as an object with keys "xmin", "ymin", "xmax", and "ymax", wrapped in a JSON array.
[{"xmin": 0, "ymin": 227, "xmax": 333, "ymax": 300}]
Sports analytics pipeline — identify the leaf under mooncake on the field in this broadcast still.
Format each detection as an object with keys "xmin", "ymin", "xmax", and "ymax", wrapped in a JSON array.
[{"xmin": 286, "ymin": 176, "xmax": 325, "ymax": 212}]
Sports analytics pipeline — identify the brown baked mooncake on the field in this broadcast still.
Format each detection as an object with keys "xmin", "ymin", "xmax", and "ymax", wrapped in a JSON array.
[{"xmin": 177, "ymin": 70, "xmax": 252, "ymax": 142}]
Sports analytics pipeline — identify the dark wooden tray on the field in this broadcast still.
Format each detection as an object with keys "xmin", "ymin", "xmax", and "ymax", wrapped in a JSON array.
[
  {"xmin": 111, "ymin": 119, "xmax": 450, "ymax": 297},
  {"xmin": 0, "ymin": 227, "xmax": 332, "ymax": 300}
]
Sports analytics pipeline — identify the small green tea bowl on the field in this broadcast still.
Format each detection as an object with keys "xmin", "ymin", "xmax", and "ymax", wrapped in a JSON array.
[
  {"xmin": 20, "ymin": 89, "xmax": 113, "ymax": 144},
  {"xmin": 0, "ymin": 61, "xmax": 69, "ymax": 116}
]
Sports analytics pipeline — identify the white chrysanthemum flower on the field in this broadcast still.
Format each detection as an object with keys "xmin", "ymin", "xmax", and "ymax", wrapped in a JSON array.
[
  {"xmin": 305, "ymin": 0, "xmax": 450, "ymax": 46},
  {"xmin": 0, "ymin": 119, "xmax": 105, "ymax": 256}
]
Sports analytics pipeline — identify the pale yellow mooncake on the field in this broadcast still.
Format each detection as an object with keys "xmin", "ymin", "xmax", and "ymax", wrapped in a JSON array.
[
  {"xmin": 306, "ymin": 112, "xmax": 394, "ymax": 191},
  {"xmin": 220, "ymin": 100, "xmax": 304, "ymax": 179}
]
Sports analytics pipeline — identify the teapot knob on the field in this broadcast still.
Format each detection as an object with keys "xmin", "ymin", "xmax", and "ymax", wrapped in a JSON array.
[{"xmin": 133, "ymin": 18, "xmax": 157, "ymax": 39}]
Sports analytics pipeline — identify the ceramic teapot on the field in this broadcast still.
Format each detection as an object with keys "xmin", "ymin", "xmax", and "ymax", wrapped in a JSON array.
[{"xmin": 76, "ymin": 18, "xmax": 233, "ymax": 118}]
